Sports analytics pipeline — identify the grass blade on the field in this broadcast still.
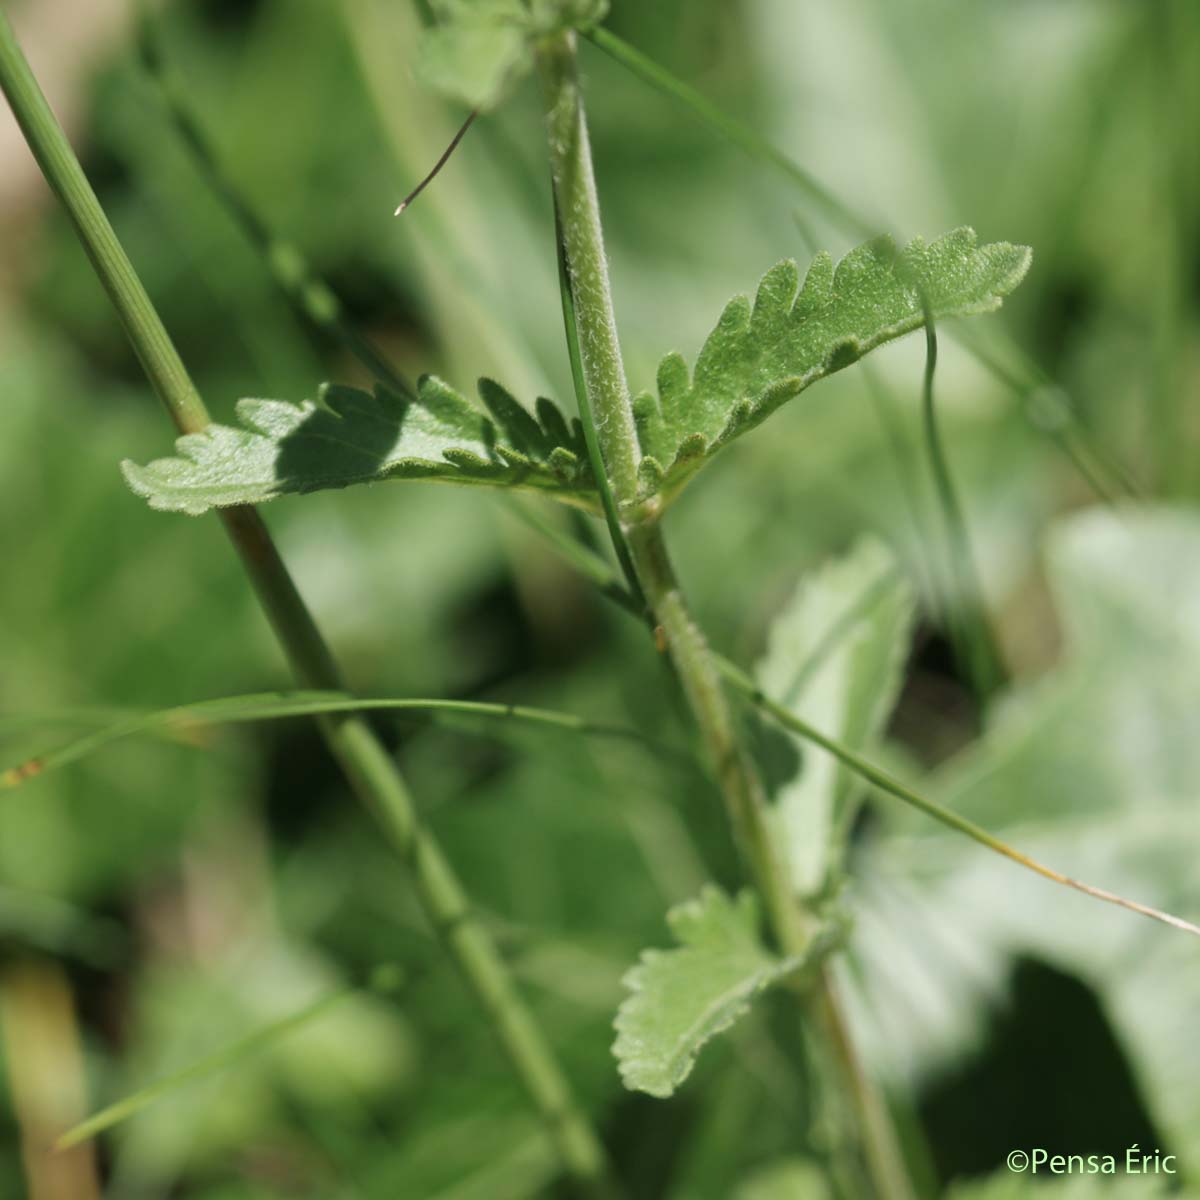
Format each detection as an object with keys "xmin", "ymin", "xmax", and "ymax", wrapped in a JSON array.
[
  {"xmin": 0, "ymin": 16, "xmax": 620, "ymax": 1191},
  {"xmin": 717, "ymin": 657, "xmax": 1200, "ymax": 941},
  {"xmin": 1, "ymin": 692, "xmax": 690, "ymax": 790},
  {"xmin": 135, "ymin": 4, "xmax": 411, "ymax": 395},
  {"xmin": 56, "ymin": 982, "xmax": 366, "ymax": 1150},
  {"xmin": 917, "ymin": 297, "xmax": 1004, "ymax": 703},
  {"xmin": 510, "ymin": 513, "xmax": 1200, "ymax": 941},
  {"xmin": 586, "ymin": 26, "xmax": 873, "ymax": 241}
]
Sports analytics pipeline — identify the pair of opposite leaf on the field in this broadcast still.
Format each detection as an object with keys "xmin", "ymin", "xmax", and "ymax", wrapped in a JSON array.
[{"xmin": 123, "ymin": 228, "xmax": 1031, "ymax": 516}]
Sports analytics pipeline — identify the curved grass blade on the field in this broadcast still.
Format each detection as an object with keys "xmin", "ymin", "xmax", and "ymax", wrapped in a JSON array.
[
  {"xmin": 1, "ymin": 692, "xmax": 688, "ymax": 790},
  {"xmin": 717, "ymin": 658, "xmax": 1200, "ymax": 941},
  {"xmin": 586, "ymin": 26, "xmax": 873, "ymax": 240},
  {"xmin": 395, "ymin": 109, "xmax": 478, "ymax": 215},
  {"xmin": 506, "ymin": 519, "xmax": 1200, "ymax": 941},
  {"xmin": 56, "ymin": 969, "xmax": 403, "ymax": 1150},
  {"xmin": 917, "ymin": 296, "xmax": 1004, "ymax": 702}
]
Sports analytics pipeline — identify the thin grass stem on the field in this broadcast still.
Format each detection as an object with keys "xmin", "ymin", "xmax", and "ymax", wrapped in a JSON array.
[
  {"xmin": 57, "ymin": 984, "xmax": 361, "ymax": 1150},
  {"xmin": 716, "ymin": 657, "xmax": 1200, "ymax": 940},
  {"xmin": 135, "ymin": 6, "xmax": 410, "ymax": 394},
  {"xmin": 918, "ymin": 298, "xmax": 1004, "ymax": 703},
  {"xmin": 1, "ymin": 691, "xmax": 689, "ymax": 789},
  {"xmin": 0, "ymin": 17, "xmax": 618, "ymax": 1194},
  {"xmin": 511, "ymin": 498, "xmax": 1200, "ymax": 942},
  {"xmin": 586, "ymin": 27, "xmax": 874, "ymax": 241}
]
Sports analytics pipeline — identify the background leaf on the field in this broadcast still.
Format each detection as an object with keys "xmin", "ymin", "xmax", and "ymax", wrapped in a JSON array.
[
  {"xmin": 755, "ymin": 536, "xmax": 915, "ymax": 896},
  {"xmin": 417, "ymin": 24, "xmax": 529, "ymax": 112},
  {"xmin": 416, "ymin": 0, "xmax": 610, "ymax": 111},
  {"xmin": 734, "ymin": 1157, "xmax": 833, "ymax": 1200},
  {"xmin": 946, "ymin": 1173, "xmax": 1196, "ymax": 1199},
  {"xmin": 846, "ymin": 507, "xmax": 1200, "ymax": 1171}
]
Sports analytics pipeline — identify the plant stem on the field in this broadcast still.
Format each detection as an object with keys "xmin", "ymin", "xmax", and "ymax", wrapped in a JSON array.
[
  {"xmin": 511, "ymin": 497, "xmax": 1200, "ymax": 941},
  {"xmin": 715, "ymin": 657, "xmax": 1200, "ymax": 939},
  {"xmin": 539, "ymin": 36, "xmax": 800, "ymax": 945},
  {"xmin": 918, "ymin": 300, "xmax": 1004, "ymax": 703},
  {"xmin": 538, "ymin": 30, "xmax": 911, "ymax": 1199},
  {"xmin": 553, "ymin": 194, "xmax": 646, "ymax": 610},
  {"xmin": 538, "ymin": 34, "xmax": 642, "ymax": 506},
  {"xmin": 809, "ymin": 967, "xmax": 915, "ymax": 1199},
  {"xmin": 0, "ymin": 15, "xmax": 616, "ymax": 1196},
  {"xmin": 625, "ymin": 525, "xmax": 814, "ymax": 954}
]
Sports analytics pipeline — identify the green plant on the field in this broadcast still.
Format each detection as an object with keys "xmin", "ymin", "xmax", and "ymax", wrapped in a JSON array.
[{"xmin": 4, "ymin": 3, "xmax": 1198, "ymax": 1198}]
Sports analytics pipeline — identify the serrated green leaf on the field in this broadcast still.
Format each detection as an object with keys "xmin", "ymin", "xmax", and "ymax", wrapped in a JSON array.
[
  {"xmin": 613, "ymin": 886, "xmax": 807, "ymax": 1098},
  {"xmin": 633, "ymin": 227, "xmax": 1031, "ymax": 503},
  {"xmin": 416, "ymin": 0, "xmax": 609, "ymax": 111},
  {"xmin": 121, "ymin": 379, "xmax": 596, "ymax": 515},
  {"xmin": 124, "ymin": 230, "xmax": 1025, "ymax": 516},
  {"xmin": 756, "ymin": 538, "xmax": 915, "ymax": 896}
]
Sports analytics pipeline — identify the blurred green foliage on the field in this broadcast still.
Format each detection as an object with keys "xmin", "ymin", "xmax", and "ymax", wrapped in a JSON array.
[{"xmin": 1, "ymin": 0, "xmax": 1198, "ymax": 1197}]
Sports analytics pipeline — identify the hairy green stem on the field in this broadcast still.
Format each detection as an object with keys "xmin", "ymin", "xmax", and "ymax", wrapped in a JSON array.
[
  {"xmin": 538, "ymin": 34, "xmax": 642, "ymax": 506},
  {"xmin": 538, "ymin": 30, "xmax": 805, "ymax": 953},
  {"xmin": 538, "ymin": 30, "xmax": 910, "ymax": 1199},
  {"xmin": 0, "ymin": 15, "xmax": 616, "ymax": 1195},
  {"xmin": 512, "ymin": 501, "xmax": 1200, "ymax": 941},
  {"xmin": 809, "ymin": 968, "xmax": 915, "ymax": 1199},
  {"xmin": 553, "ymin": 193, "xmax": 647, "ymax": 609},
  {"xmin": 624, "ymin": 526, "xmax": 814, "ymax": 954}
]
